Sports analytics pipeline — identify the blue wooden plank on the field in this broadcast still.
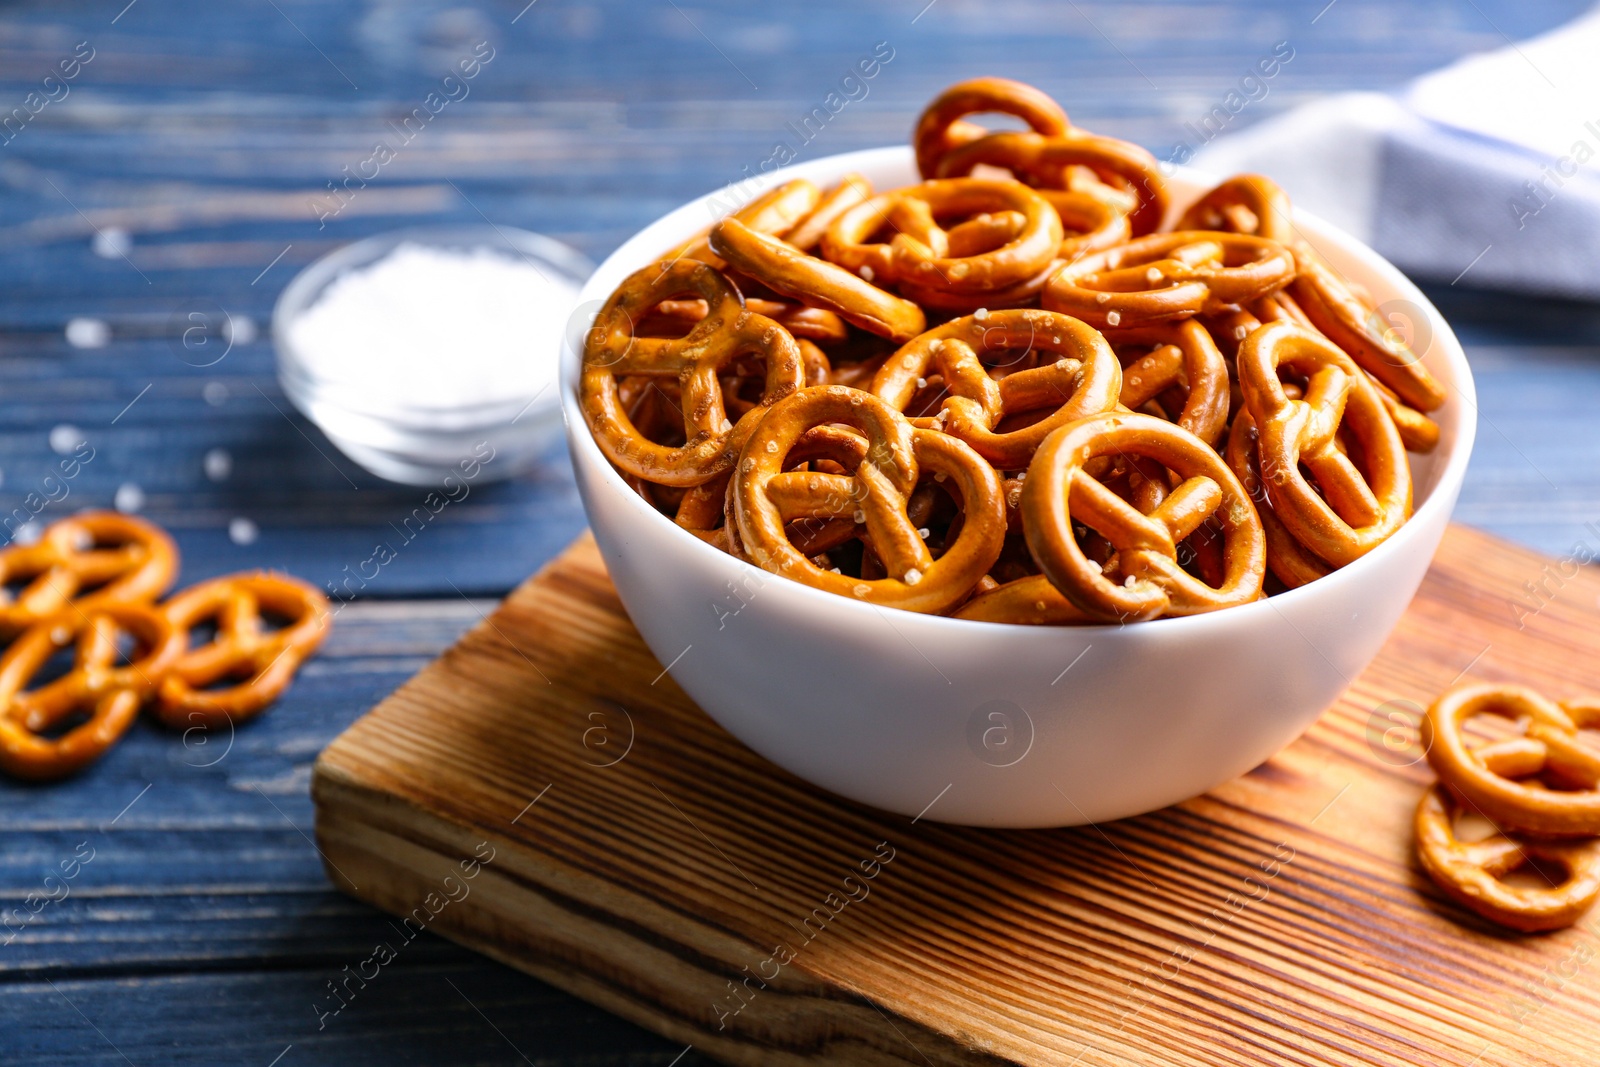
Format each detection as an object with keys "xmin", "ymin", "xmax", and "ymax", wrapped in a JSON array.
[{"xmin": 0, "ymin": 965, "xmax": 709, "ymax": 1066}]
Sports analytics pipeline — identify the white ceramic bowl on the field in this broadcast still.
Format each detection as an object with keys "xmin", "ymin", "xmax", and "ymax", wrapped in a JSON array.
[{"xmin": 561, "ymin": 146, "xmax": 1476, "ymax": 828}]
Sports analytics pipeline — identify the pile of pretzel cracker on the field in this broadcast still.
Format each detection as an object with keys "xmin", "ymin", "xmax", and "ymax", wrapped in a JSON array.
[
  {"xmin": 1417, "ymin": 681, "xmax": 1600, "ymax": 932},
  {"xmin": 581, "ymin": 78, "xmax": 1444, "ymax": 624},
  {"xmin": 0, "ymin": 512, "xmax": 329, "ymax": 781}
]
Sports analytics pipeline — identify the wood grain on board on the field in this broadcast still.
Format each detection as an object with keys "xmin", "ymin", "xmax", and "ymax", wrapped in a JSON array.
[{"xmin": 313, "ymin": 525, "xmax": 1600, "ymax": 1067}]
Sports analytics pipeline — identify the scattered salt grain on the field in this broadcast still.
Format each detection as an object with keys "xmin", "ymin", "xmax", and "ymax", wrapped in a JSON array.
[
  {"xmin": 113, "ymin": 482, "xmax": 145, "ymax": 514},
  {"xmin": 1106, "ymin": 311, "xmax": 1122, "ymax": 327},
  {"xmin": 65, "ymin": 318, "xmax": 110, "ymax": 349},
  {"xmin": 228, "ymin": 517, "xmax": 258, "ymax": 545},
  {"xmin": 49, "ymin": 425, "xmax": 85, "ymax": 455},
  {"xmin": 93, "ymin": 227, "xmax": 132, "ymax": 260},
  {"xmin": 225, "ymin": 314, "xmax": 258, "ymax": 346},
  {"xmin": 204, "ymin": 448, "xmax": 233, "ymax": 482},
  {"xmin": 903, "ymin": 568, "xmax": 922, "ymax": 585},
  {"xmin": 859, "ymin": 265, "xmax": 875, "ymax": 282}
]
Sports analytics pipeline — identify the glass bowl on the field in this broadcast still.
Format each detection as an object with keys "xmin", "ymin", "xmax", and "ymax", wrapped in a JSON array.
[{"xmin": 273, "ymin": 224, "xmax": 593, "ymax": 486}]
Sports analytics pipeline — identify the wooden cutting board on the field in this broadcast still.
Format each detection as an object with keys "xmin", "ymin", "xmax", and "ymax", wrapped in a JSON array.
[{"xmin": 311, "ymin": 525, "xmax": 1600, "ymax": 1067}]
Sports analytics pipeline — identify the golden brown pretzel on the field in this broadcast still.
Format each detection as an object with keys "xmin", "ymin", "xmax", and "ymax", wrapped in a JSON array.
[
  {"xmin": 1181, "ymin": 174, "xmax": 1447, "ymax": 413},
  {"xmin": 934, "ymin": 129, "xmax": 1169, "ymax": 236},
  {"xmin": 1225, "ymin": 410, "xmax": 1332, "ymax": 589},
  {"xmin": 1022, "ymin": 412, "xmax": 1265, "ymax": 622},
  {"xmin": 821, "ymin": 179, "xmax": 1063, "ymax": 292},
  {"xmin": 872, "ymin": 310, "xmax": 1121, "ymax": 470},
  {"xmin": 709, "ymin": 216, "xmax": 927, "ymax": 342},
  {"xmin": 668, "ymin": 179, "xmax": 820, "ymax": 269},
  {"xmin": 1178, "ymin": 174, "xmax": 1295, "ymax": 243},
  {"xmin": 1044, "ymin": 188, "xmax": 1133, "ymax": 261},
  {"xmin": 1042, "ymin": 232, "xmax": 1295, "ymax": 329},
  {"xmin": 732, "ymin": 386, "xmax": 1005, "ymax": 614},
  {"xmin": 1236, "ymin": 321, "xmax": 1411, "ymax": 567},
  {"xmin": 1416, "ymin": 773, "xmax": 1600, "ymax": 933},
  {"xmin": 0, "ymin": 512, "xmax": 178, "ymax": 633},
  {"xmin": 662, "ymin": 470, "xmax": 733, "ymax": 551},
  {"xmin": 155, "ymin": 572, "xmax": 331, "ymax": 729},
  {"xmin": 1371, "ymin": 374, "xmax": 1441, "ymax": 453},
  {"xmin": 721, "ymin": 425, "xmax": 880, "ymax": 561},
  {"xmin": 912, "ymin": 77, "xmax": 1070, "ymax": 179},
  {"xmin": 581, "ymin": 260, "xmax": 804, "ymax": 486},
  {"xmin": 1105, "ymin": 319, "xmax": 1230, "ymax": 447},
  {"xmin": 951, "ymin": 573, "xmax": 1093, "ymax": 624},
  {"xmin": 1213, "ymin": 288, "xmax": 1436, "ymax": 455},
  {"xmin": 1290, "ymin": 246, "xmax": 1447, "ymax": 413},
  {"xmin": 0, "ymin": 603, "xmax": 184, "ymax": 780},
  {"xmin": 895, "ymin": 256, "xmax": 1062, "ymax": 313},
  {"xmin": 652, "ymin": 296, "xmax": 849, "ymax": 346},
  {"xmin": 785, "ymin": 173, "xmax": 873, "ymax": 252},
  {"xmin": 778, "ymin": 426, "xmax": 876, "ymax": 558},
  {"xmin": 1421, "ymin": 683, "xmax": 1600, "ymax": 837}
]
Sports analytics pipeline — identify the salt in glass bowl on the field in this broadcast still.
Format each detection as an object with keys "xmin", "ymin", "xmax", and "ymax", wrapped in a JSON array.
[{"xmin": 274, "ymin": 224, "xmax": 593, "ymax": 486}]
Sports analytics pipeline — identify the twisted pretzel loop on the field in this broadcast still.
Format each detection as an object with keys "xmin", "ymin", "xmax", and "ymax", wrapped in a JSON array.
[
  {"xmin": 822, "ymin": 179, "xmax": 1063, "ymax": 293},
  {"xmin": 1022, "ymin": 412, "xmax": 1265, "ymax": 622},
  {"xmin": 934, "ymin": 129, "xmax": 1168, "ymax": 236},
  {"xmin": 0, "ymin": 512, "xmax": 177, "ymax": 633},
  {"xmin": 0, "ymin": 603, "xmax": 184, "ymax": 780},
  {"xmin": 1422, "ymin": 683, "xmax": 1600, "ymax": 837},
  {"xmin": 912, "ymin": 77, "xmax": 1070, "ymax": 179},
  {"xmin": 1043, "ymin": 231, "xmax": 1294, "ymax": 329},
  {"xmin": 732, "ymin": 386, "xmax": 1005, "ymax": 614},
  {"xmin": 582, "ymin": 260, "xmax": 805, "ymax": 487},
  {"xmin": 709, "ymin": 217, "xmax": 926, "ymax": 343},
  {"xmin": 872, "ymin": 309, "xmax": 1122, "ymax": 470},
  {"xmin": 156, "ymin": 572, "xmax": 331, "ymax": 728},
  {"xmin": 1237, "ymin": 321, "xmax": 1410, "ymax": 567}
]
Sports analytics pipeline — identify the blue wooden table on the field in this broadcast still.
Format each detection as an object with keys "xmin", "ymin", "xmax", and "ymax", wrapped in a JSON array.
[{"xmin": 2, "ymin": 2, "xmax": 1597, "ymax": 1063}]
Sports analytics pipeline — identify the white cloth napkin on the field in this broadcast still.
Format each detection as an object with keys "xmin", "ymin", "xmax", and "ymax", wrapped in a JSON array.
[{"xmin": 1192, "ymin": 5, "xmax": 1600, "ymax": 299}]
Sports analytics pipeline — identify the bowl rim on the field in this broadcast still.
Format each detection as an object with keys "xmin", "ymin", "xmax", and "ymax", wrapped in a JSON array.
[{"xmin": 560, "ymin": 145, "xmax": 1478, "ymax": 635}]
